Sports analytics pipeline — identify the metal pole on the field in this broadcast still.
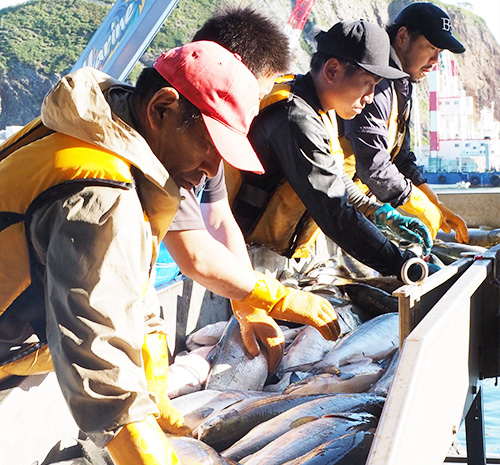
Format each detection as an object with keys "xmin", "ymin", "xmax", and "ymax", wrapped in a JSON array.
[{"xmin": 465, "ymin": 386, "xmax": 486, "ymax": 465}]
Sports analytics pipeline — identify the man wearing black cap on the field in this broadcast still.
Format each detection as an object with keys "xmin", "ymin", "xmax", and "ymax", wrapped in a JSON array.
[
  {"xmin": 341, "ymin": 2, "xmax": 469, "ymax": 244},
  {"xmin": 230, "ymin": 20, "xmax": 431, "ymax": 278}
]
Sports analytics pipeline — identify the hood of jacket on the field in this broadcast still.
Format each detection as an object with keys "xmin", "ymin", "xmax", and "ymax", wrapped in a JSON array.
[{"xmin": 41, "ymin": 67, "xmax": 180, "ymax": 245}]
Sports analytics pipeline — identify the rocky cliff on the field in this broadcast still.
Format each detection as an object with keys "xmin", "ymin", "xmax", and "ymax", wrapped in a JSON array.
[{"xmin": 0, "ymin": 0, "xmax": 499, "ymax": 138}]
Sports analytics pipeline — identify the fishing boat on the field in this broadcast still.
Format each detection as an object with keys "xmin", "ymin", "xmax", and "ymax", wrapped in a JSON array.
[{"xmin": 1, "ymin": 2, "xmax": 500, "ymax": 464}]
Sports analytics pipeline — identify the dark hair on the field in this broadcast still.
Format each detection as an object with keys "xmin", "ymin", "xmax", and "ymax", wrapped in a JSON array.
[
  {"xmin": 193, "ymin": 6, "xmax": 290, "ymax": 78},
  {"xmin": 132, "ymin": 67, "xmax": 201, "ymax": 128},
  {"xmin": 386, "ymin": 23, "xmax": 422, "ymax": 44},
  {"xmin": 310, "ymin": 52, "xmax": 360, "ymax": 76}
]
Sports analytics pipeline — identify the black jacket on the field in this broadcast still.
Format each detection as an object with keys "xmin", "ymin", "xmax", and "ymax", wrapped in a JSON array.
[
  {"xmin": 234, "ymin": 73, "xmax": 414, "ymax": 276},
  {"xmin": 342, "ymin": 57, "xmax": 427, "ymax": 206}
]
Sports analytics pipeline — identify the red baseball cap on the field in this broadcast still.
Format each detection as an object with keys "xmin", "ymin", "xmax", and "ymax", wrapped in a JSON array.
[{"xmin": 154, "ymin": 41, "xmax": 264, "ymax": 174}]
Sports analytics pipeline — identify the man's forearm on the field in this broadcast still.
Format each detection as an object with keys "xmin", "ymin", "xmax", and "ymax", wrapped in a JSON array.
[
  {"xmin": 200, "ymin": 199, "xmax": 252, "ymax": 267},
  {"xmin": 164, "ymin": 229, "xmax": 256, "ymax": 300}
]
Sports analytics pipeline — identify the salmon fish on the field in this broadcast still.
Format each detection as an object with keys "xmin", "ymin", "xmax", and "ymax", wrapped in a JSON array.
[
  {"xmin": 222, "ymin": 393, "xmax": 384, "ymax": 462},
  {"xmin": 285, "ymin": 313, "xmax": 399, "ymax": 374},
  {"xmin": 205, "ymin": 317, "xmax": 268, "ymax": 391},
  {"xmin": 196, "ymin": 394, "xmax": 332, "ymax": 452},
  {"xmin": 239, "ymin": 412, "xmax": 377, "ymax": 465}
]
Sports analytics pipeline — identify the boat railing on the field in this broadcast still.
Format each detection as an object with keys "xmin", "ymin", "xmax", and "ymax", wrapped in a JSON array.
[{"xmin": 366, "ymin": 245, "xmax": 500, "ymax": 465}]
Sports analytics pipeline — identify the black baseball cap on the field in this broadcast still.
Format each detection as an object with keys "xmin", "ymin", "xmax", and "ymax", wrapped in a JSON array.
[
  {"xmin": 393, "ymin": 2, "xmax": 465, "ymax": 54},
  {"xmin": 315, "ymin": 20, "xmax": 408, "ymax": 79}
]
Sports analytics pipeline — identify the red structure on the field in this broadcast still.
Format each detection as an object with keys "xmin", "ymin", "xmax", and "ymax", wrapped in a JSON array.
[{"xmin": 287, "ymin": 0, "xmax": 316, "ymax": 32}]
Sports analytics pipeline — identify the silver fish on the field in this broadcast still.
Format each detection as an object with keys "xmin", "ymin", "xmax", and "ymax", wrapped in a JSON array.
[
  {"xmin": 283, "ymin": 359, "xmax": 384, "ymax": 396},
  {"xmin": 239, "ymin": 412, "xmax": 377, "ymax": 465},
  {"xmin": 368, "ymin": 350, "xmax": 399, "ymax": 397},
  {"xmin": 186, "ymin": 321, "xmax": 228, "ymax": 351},
  {"xmin": 308, "ymin": 291, "xmax": 367, "ymax": 333},
  {"xmin": 263, "ymin": 371, "xmax": 310, "ymax": 393},
  {"xmin": 196, "ymin": 394, "xmax": 332, "ymax": 452},
  {"xmin": 332, "ymin": 275, "xmax": 403, "ymax": 294},
  {"xmin": 279, "ymin": 325, "xmax": 338, "ymax": 373},
  {"xmin": 285, "ymin": 312, "xmax": 399, "ymax": 374},
  {"xmin": 338, "ymin": 250, "xmax": 379, "ymax": 279},
  {"xmin": 431, "ymin": 241, "xmax": 486, "ymax": 265},
  {"xmin": 337, "ymin": 283, "xmax": 398, "ymax": 317},
  {"xmin": 167, "ymin": 345, "xmax": 213, "ymax": 399},
  {"xmin": 280, "ymin": 430, "xmax": 374, "ymax": 465},
  {"xmin": 222, "ymin": 393, "xmax": 384, "ymax": 463},
  {"xmin": 282, "ymin": 326, "xmax": 306, "ymax": 345},
  {"xmin": 172, "ymin": 389, "xmax": 225, "ymax": 417},
  {"xmin": 174, "ymin": 390, "xmax": 280, "ymax": 432},
  {"xmin": 436, "ymin": 228, "xmax": 500, "ymax": 247},
  {"xmin": 205, "ymin": 316, "xmax": 268, "ymax": 391},
  {"xmin": 166, "ymin": 435, "xmax": 237, "ymax": 465}
]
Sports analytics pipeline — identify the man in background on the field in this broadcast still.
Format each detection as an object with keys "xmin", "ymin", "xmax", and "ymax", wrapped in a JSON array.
[{"xmin": 341, "ymin": 2, "xmax": 469, "ymax": 243}]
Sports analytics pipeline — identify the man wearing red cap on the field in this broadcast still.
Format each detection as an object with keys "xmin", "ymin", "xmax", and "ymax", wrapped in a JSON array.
[
  {"xmin": 0, "ymin": 41, "xmax": 339, "ymax": 464},
  {"xmin": 161, "ymin": 7, "xmax": 298, "ymax": 380},
  {"xmin": 341, "ymin": 2, "xmax": 469, "ymax": 243}
]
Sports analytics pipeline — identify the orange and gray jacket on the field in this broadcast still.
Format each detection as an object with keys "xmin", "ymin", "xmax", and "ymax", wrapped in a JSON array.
[
  {"xmin": 0, "ymin": 68, "xmax": 179, "ymax": 385},
  {"xmin": 230, "ymin": 73, "xmax": 414, "ymax": 276},
  {"xmin": 340, "ymin": 52, "xmax": 427, "ymax": 206}
]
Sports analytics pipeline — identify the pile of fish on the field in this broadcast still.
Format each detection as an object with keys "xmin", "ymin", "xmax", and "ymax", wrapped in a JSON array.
[
  {"xmin": 160, "ymin": 259, "xmax": 405, "ymax": 465},
  {"xmin": 73, "ymin": 240, "xmax": 486, "ymax": 464},
  {"xmin": 164, "ymin": 238, "xmax": 491, "ymax": 465}
]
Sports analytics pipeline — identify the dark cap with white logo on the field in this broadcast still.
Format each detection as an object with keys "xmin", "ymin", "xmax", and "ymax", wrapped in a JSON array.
[
  {"xmin": 316, "ymin": 20, "xmax": 408, "ymax": 79},
  {"xmin": 393, "ymin": 2, "xmax": 465, "ymax": 53}
]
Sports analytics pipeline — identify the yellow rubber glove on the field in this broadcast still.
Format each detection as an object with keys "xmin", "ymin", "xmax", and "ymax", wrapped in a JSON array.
[
  {"xmin": 142, "ymin": 332, "xmax": 191, "ymax": 437},
  {"xmin": 399, "ymin": 185, "xmax": 443, "ymax": 239},
  {"xmin": 106, "ymin": 414, "xmax": 180, "ymax": 465},
  {"xmin": 240, "ymin": 272, "xmax": 340, "ymax": 341},
  {"xmin": 438, "ymin": 203, "xmax": 469, "ymax": 244},
  {"xmin": 231, "ymin": 300, "xmax": 285, "ymax": 373}
]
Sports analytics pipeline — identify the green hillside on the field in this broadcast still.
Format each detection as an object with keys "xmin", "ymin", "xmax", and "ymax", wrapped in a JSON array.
[
  {"xmin": 0, "ymin": 0, "xmax": 112, "ymax": 74},
  {"xmin": 0, "ymin": 0, "xmax": 218, "ymax": 78}
]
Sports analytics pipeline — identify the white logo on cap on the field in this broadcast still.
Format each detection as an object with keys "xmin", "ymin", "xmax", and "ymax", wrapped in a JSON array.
[{"xmin": 442, "ymin": 17, "xmax": 452, "ymax": 32}]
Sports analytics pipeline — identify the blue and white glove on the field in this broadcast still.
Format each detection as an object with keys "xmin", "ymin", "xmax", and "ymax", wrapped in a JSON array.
[{"xmin": 375, "ymin": 203, "xmax": 433, "ymax": 256}]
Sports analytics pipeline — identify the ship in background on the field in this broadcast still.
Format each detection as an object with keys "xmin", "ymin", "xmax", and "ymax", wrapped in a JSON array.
[{"xmin": 417, "ymin": 50, "xmax": 500, "ymax": 187}]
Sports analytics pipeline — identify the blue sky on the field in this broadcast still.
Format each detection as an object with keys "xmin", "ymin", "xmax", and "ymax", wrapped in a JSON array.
[{"xmin": 443, "ymin": 0, "xmax": 500, "ymax": 45}]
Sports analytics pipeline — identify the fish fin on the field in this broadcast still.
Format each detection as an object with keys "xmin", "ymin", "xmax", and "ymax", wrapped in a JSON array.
[
  {"xmin": 206, "ymin": 345, "xmax": 219, "ymax": 364},
  {"xmin": 198, "ymin": 407, "xmax": 215, "ymax": 419},
  {"xmin": 290, "ymin": 416, "xmax": 319, "ymax": 428},
  {"xmin": 322, "ymin": 412, "xmax": 368, "ymax": 422},
  {"xmin": 314, "ymin": 365, "xmax": 341, "ymax": 375},
  {"xmin": 331, "ymin": 276, "xmax": 353, "ymax": 286},
  {"xmin": 281, "ymin": 361, "xmax": 317, "ymax": 374},
  {"xmin": 338, "ymin": 372, "xmax": 356, "ymax": 380},
  {"xmin": 346, "ymin": 356, "xmax": 374, "ymax": 366},
  {"xmin": 289, "ymin": 371, "xmax": 312, "ymax": 384}
]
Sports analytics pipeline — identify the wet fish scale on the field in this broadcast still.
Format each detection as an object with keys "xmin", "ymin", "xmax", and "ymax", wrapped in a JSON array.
[
  {"xmin": 205, "ymin": 317, "xmax": 268, "ymax": 391},
  {"xmin": 308, "ymin": 312, "xmax": 399, "ymax": 373},
  {"xmin": 222, "ymin": 393, "xmax": 384, "ymax": 462},
  {"xmin": 239, "ymin": 413, "xmax": 378, "ymax": 465},
  {"xmin": 197, "ymin": 394, "xmax": 333, "ymax": 452}
]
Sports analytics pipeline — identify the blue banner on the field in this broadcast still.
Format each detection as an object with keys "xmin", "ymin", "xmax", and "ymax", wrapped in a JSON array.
[{"xmin": 71, "ymin": 0, "xmax": 179, "ymax": 80}]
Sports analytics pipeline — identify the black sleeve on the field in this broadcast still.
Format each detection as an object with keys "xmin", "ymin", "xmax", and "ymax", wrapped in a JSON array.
[
  {"xmin": 248, "ymin": 98, "xmax": 413, "ymax": 277},
  {"xmin": 393, "ymin": 145, "xmax": 428, "ymax": 186},
  {"xmin": 343, "ymin": 80, "xmax": 413, "ymax": 207}
]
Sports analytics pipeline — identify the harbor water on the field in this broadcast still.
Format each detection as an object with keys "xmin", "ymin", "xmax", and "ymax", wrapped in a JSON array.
[{"xmin": 458, "ymin": 378, "xmax": 500, "ymax": 456}]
